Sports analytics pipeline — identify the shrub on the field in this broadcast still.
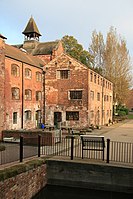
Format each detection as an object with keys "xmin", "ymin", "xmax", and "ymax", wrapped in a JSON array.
[
  {"xmin": 0, "ymin": 145, "xmax": 6, "ymax": 151},
  {"xmin": 118, "ymin": 110, "xmax": 126, "ymax": 116}
]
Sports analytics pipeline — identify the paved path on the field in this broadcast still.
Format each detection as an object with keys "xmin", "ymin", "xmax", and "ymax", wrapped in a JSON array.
[{"xmin": 93, "ymin": 119, "xmax": 133, "ymax": 142}]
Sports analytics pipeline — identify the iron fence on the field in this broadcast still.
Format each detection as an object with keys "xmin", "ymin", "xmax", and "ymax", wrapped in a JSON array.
[
  {"xmin": 109, "ymin": 140, "xmax": 133, "ymax": 164},
  {"xmin": 0, "ymin": 135, "xmax": 133, "ymax": 166}
]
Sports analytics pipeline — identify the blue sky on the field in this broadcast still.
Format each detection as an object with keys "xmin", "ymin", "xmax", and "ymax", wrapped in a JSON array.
[{"xmin": 0, "ymin": 0, "xmax": 133, "ymax": 60}]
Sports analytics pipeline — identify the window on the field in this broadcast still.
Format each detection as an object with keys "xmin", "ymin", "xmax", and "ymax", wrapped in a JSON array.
[
  {"xmin": 25, "ymin": 68, "xmax": 32, "ymax": 79},
  {"xmin": 108, "ymin": 82, "xmax": 109, "ymax": 89},
  {"xmin": 90, "ymin": 111, "xmax": 94, "ymax": 119},
  {"xmin": 36, "ymin": 71, "xmax": 42, "ymax": 82},
  {"xmin": 94, "ymin": 74, "xmax": 96, "ymax": 83},
  {"xmin": 90, "ymin": 90, "xmax": 94, "ymax": 100},
  {"xmin": 36, "ymin": 91, "xmax": 42, "ymax": 101},
  {"xmin": 13, "ymin": 112, "xmax": 17, "ymax": 124},
  {"xmin": 110, "ymin": 84, "xmax": 112, "ymax": 90},
  {"xmin": 90, "ymin": 72, "xmax": 93, "ymax": 82},
  {"xmin": 97, "ymin": 92, "xmax": 100, "ymax": 101},
  {"xmin": 25, "ymin": 110, "xmax": 31, "ymax": 120},
  {"xmin": 57, "ymin": 70, "xmax": 70, "ymax": 79},
  {"xmin": 66, "ymin": 111, "xmax": 79, "ymax": 121},
  {"xmin": 101, "ymin": 78, "xmax": 103, "ymax": 86},
  {"xmin": 107, "ymin": 110, "xmax": 109, "ymax": 117},
  {"xmin": 11, "ymin": 64, "xmax": 19, "ymax": 77},
  {"xmin": 69, "ymin": 90, "xmax": 82, "ymax": 100},
  {"xmin": 104, "ymin": 95, "xmax": 106, "ymax": 101},
  {"xmin": 11, "ymin": 87, "xmax": 20, "ymax": 100},
  {"xmin": 106, "ymin": 81, "xmax": 107, "ymax": 88},
  {"xmin": 103, "ymin": 79, "xmax": 105, "ymax": 87},
  {"xmin": 98, "ymin": 76, "xmax": 100, "ymax": 85},
  {"xmin": 25, "ymin": 89, "xmax": 32, "ymax": 100}
]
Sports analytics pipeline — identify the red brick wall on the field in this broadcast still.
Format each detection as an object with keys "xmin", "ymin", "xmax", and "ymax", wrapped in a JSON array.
[
  {"xmin": 0, "ymin": 163, "xmax": 47, "ymax": 199},
  {"xmin": 36, "ymin": 41, "xmax": 64, "ymax": 65},
  {"xmin": 88, "ymin": 69, "xmax": 113, "ymax": 125},
  {"xmin": 44, "ymin": 53, "xmax": 113, "ymax": 128},
  {"xmin": 0, "ymin": 38, "xmax": 5, "ymax": 138},
  {"xmin": 2, "ymin": 130, "xmax": 55, "ymax": 145},
  {"xmin": 4, "ymin": 57, "xmax": 43, "ymax": 130},
  {"xmin": 45, "ymin": 53, "xmax": 89, "ymax": 128}
]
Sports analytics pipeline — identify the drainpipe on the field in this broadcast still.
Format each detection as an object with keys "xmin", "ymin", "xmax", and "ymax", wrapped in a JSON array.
[
  {"xmin": 42, "ymin": 71, "xmax": 45, "ymax": 124},
  {"xmin": 21, "ymin": 62, "xmax": 24, "ymax": 129},
  {"xmin": 102, "ymin": 78, "xmax": 104, "ymax": 125}
]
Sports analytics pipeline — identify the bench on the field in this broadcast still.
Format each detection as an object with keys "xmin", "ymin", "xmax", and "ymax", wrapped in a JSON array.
[{"xmin": 80, "ymin": 135, "xmax": 105, "ymax": 160}]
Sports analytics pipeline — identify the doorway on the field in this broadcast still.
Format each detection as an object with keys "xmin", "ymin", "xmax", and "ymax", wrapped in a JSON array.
[
  {"xmin": 54, "ymin": 112, "xmax": 62, "ymax": 128},
  {"xmin": 36, "ymin": 110, "xmax": 41, "ymax": 128}
]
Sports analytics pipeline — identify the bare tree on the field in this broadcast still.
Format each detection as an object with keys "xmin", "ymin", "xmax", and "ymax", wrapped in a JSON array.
[
  {"xmin": 89, "ymin": 27, "xmax": 132, "ymax": 105},
  {"xmin": 104, "ymin": 27, "xmax": 132, "ymax": 104},
  {"xmin": 89, "ymin": 30, "xmax": 105, "ymax": 73}
]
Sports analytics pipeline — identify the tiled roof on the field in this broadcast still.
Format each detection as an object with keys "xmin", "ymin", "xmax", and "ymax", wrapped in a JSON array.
[
  {"xmin": 22, "ymin": 17, "xmax": 41, "ymax": 36},
  {"xmin": 32, "ymin": 41, "xmax": 59, "ymax": 55},
  {"xmin": 13, "ymin": 40, "xmax": 60, "ymax": 56},
  {"xmin": 5, "ymin": 44, "xmax": 44, "ymax": 68},
  {"xmin": 0, "ymin": 34, "xmax": 7, "ymax": 39}
]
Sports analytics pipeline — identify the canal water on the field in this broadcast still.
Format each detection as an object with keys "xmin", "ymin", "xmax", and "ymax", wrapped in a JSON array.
[{"xmin": 33, "ymin": 185, "xmax": 133, "ymax": 199}]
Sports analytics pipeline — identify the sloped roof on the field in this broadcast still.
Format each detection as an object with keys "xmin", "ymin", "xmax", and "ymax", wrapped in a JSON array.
[
  {"xmin": 0, "ymin": 34, "xmax": 7, "ymax": 39},
  {"xmin": 5, "ymin": 44, "xmax": 44, "ymax": 68},
  {"xmin": 22, "ymin": 17, "xmax": 41, "ymax": 36},
  {"xmin": 32, "ymin": 41, "xmax": 59, "ymax": 55}
]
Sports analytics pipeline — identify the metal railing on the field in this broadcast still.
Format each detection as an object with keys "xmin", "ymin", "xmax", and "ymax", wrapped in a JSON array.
[
  {"xmin": 0, "ymin": 135, "xmax": 133, "ymax": 165},
  {"xmin": 107, "ymin": 140, "xmax": 133, "ymax": 164}
]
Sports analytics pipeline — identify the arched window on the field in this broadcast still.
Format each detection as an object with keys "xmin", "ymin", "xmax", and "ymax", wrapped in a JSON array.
[
  {"xmin": 25, "ymin": 89, "xmax": 32, "ymax": 100},
  {"xmin": 36, "ymin": 71, "xmax": 42, "ymax": 82},
  {"xmin": 25, "ymin": 68, "xmax": 32, "ymax": 79},
  {"xmin": 25, "ymin": 110, "xmax": 31, "ymax": 120},
  {"xmin": 36, "ymin": 91, "xmax": 42, "ymax": 101},
  {"xmin": 11, "ymin": 87, "xmax": 20, "ymax": 100},
  {"xmin": 11, "ymin": 64, "xmax": 19, "ymax": 77}
]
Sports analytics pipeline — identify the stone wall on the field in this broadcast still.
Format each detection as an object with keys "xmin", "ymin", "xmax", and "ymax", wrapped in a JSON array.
[
  {"xmin": 46, "ymin": 158, "xmax": 133, "ymax": 194},
  {"xmin": 0, "ymin": 161, "xmax": 47, "ymax": 199}
]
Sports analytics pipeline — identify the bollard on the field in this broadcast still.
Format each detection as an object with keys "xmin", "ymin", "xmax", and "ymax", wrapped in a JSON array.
[
  {"xmin": 38, "ymin": 134, "xmax": 41, "ymax": 157},
  {"xmin": 20, "ymin": 136, "xmax": 23, "ymax": 162},
  {"xmin": 106, "ymin": 139, "xmax": 110, "ymax": 163},
  {"xmin": 71, "ymin": 136, "xmax": 74, "ymax": 160}
]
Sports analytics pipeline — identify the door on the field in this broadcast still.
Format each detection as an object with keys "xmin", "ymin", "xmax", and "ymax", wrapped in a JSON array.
[
  {"xmin": 54, "ymin": 112, "xmax": 62, "ymax": 128},
  {"xmin": 36, "ymin": 110, "xmax": 41, "ymax": 128}
]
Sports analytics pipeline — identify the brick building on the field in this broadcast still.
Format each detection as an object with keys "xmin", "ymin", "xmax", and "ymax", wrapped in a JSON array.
[
  {"xmin": 0, "ymin": 35, "xmax": 44, "ymax": 137},
  {"xmin": 0, "ymin": 35, "xmax": 6, "ymax": 135},
  {"xmin": 14, "ymin": 16, "xmax": 64, "ymax": 64},
  {"xmin": 18, "ymin": 17, "xmax": 113, "ymax": 128},
  {"xmin": 44, "ymin": 53, "xmax": 113, "ymax": 128},
  {"xmin": 0, "ymin": 16, "xmax": 113, "ymax": 136}
]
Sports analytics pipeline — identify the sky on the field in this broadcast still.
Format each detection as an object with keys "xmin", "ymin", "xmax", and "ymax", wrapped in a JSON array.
[{"xmin": 0, "ymin": 0, "xmax": 133, "ymax": 62}]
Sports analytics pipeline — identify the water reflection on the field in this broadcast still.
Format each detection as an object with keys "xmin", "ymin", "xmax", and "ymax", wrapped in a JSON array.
[{"xmin": 33, "ymin": 185, "xmax": 133, "ymax": 199}]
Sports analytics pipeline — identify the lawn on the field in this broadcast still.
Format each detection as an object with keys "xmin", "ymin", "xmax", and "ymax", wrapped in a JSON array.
[{"xmin": 127, "ymin": 113, "xmax": 133, "ymax": 119}]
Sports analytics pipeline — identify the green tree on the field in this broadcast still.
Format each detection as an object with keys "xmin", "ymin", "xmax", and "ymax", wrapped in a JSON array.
[{"xmin": 62, "ymin": 35, "xmax": 93, "ymax": 67}]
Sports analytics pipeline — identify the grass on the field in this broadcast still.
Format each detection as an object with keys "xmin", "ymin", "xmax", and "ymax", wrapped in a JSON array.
[
  {"xmin": 127, "ymin": 114, "xmax": 133, "ymax": 119},
  {"xmin": 0, "ymin": 158, "xmax": 46, "ymax": 181}
]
